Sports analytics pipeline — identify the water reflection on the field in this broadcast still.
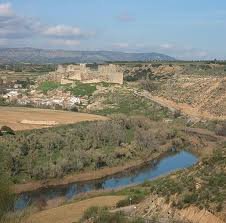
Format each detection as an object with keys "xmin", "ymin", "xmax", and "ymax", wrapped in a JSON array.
[{"xmin": 15, "ymin": 151, "xmax": 198, "ymax": 210}]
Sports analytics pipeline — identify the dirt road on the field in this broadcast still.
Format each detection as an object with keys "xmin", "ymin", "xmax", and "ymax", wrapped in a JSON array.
[{"xmin": 134, "ymin": 90, "xmax": 226, "ymax": 121}]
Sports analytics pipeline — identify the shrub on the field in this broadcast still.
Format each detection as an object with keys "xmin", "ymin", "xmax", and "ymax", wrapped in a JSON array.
[
  {"xmin": 81, "ymin": 206, "xmax": 100, "ymax": 220},
  {"xmin": 38, "ymin": 81, "xmax": 61, "ymax": 93},
  {"xmin": 80, "ymin": 206, "xmax": 145, "ymax": 223},
  {"xmin": 183, "ymin": 193, "xmax": 197, "ymax": 204},
  {"xmin": 1, "ymin": 126, "xmax": 15, "ymax": 135},
  {"xmin": 117, "ymin": 193, "xmax": 146, "ymax": 208},
  {"xmin": 65, "ymin": 82, "xmax": 97, "ymax": 97},
  {"xmin": 215, "ymin": 123, "xmax": 226, "ymax": 136},
  {"xmin": 0, "ymin": 149, "xmax": 14, "ymax": 220},
  {"xmin": 140, "ymin": 80, "xmax": 160, "ymax": 92},
  {"xmin": 0, "ymin": 97, "xmax": 8, "ymax": 106},
  {"xmin": 0, "ymin": 177, "xmax": 14, "ymax": 219}
]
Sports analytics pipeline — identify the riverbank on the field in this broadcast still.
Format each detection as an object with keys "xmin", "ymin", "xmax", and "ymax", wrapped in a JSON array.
[
  {"xmin": 13, "ymin": 124, "xmax": 225, "ymax": 195},
  {"xmin": 14, "ymin": 145, "xmax": 173, "ymax": 194}
]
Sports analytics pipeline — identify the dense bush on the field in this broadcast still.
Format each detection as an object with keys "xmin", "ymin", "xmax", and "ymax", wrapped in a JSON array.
[
  {"xmin": 215, "ymin": 123, "xmax": 226, "ymax": 136},
  {"xmin": 140, "ymin": 80, "xmax": 160, "ymax": 92},
  {"xmin": 0, "ymin": 117, "xmax": 178, "ymax": 182},
  {"xmin": 0, "ymin": 177, "xmax": 14, "ymax": 219},
  {"xmin": 124, "ymin": 69, "xmax": 153, "ymax": 82},
  {"xmin": 1, "ymin": 126, "xmax": 15, "ymax": 135},
  {"xmin": 116, "ymin": 193, "xmax": 146, "ymax": 208},
  {"xmin": 65, "ymin": 82, "xmax": 97, "ymax": 97},
  {"xmin": 0, "ymin": 148, "xmax": 14, "ymax": 220},
  {"xmin": 38, "ymin": 81, "xmax": 61, "ymax": 93}
]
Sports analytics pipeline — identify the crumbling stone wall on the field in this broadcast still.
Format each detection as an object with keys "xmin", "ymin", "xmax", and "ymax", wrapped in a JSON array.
[{"xmin": 52, "ymin": 64, "xmax": 123, "ymax": 85}]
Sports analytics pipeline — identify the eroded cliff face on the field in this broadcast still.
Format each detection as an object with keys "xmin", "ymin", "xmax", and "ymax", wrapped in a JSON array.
[
  {"xmin": 135, "ymin": 195, "xmax": 225, "ymax": 223},
  {"xmin": 123, "ymin": 63, "xmax": 226, "ymax": 119}
]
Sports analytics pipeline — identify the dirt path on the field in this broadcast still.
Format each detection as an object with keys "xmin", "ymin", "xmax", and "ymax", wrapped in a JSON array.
[
  {"xmin": 26, "ymin": 196, "xmax": 125, "ymax": 223},
  {"xmin": 0, "ymin": 106, "xmax": 108, "ymax": 131},
  {"xmin": 133, "ymin": 90, "xmax": 226, "ymax": 121}
]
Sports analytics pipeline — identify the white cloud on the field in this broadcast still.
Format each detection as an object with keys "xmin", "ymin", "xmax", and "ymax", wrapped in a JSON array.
[
  {"xmin": 49, "ymin": 39, "xmax": 80, "ymax": 47},
  {"xmin": 160, "ymin": 43, "xmax": 175, "ymax": 50},
  {"xmin": 0, "ymin": 3, "xmax": 42, "ymax": 39},
  {"xmin": 43, "ymin": 25, "xmax": 82, "ymax": 38},
  {"xmin": 0, "ymin": 3, "xmax": 94, "ymax": 47},
  {"xmin": 0, "ymin": 2, "xmax": 13, "ymax": 16}
]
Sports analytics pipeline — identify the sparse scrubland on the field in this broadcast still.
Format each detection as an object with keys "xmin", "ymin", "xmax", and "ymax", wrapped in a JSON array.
[
  {"xmin": 149, "ymin": 149, "xmax": 226, "ymax": 212},
  {"xmin": 91, "ymin": 87, "xmax": 171, "ymax": 119},
  {"xmin": 80, "ymin": 206, "xmax": 145, "ymax": 223},
  {"xmin": 113, "ymin": 148, "xmax": 226, "ymax": 222}
]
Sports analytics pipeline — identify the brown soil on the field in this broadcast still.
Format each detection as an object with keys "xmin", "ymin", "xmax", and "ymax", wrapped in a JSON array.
[
  {"xmin": 25, "ymin": 196, "xmax": 125, "ymax": 223},
  {"xmin": 144, "ymin": 74, "xmax": 226, "ymax": 118},
  {"xmin": 0, "ymin": 106, "xmax": 108, "ymax": 131}
]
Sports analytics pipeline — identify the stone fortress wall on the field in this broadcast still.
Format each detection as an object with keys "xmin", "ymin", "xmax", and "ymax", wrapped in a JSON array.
[{"xmin": 49, "ymin": 64, "xmax": 123, "ymax": 85}]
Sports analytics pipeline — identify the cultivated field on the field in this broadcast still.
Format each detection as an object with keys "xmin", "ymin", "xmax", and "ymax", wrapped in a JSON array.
[{"xmin": 0, "ymin": 106, "xmax": 107, "ymax": 131}]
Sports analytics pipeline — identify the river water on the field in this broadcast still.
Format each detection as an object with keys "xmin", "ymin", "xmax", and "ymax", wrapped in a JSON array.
[{"xmin": 15, "ymin": 150, "xmax": 198, "ymax": 210}]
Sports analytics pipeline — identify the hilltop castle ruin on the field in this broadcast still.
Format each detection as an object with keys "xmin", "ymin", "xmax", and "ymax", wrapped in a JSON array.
[{"xmin": 48, "ymin": 64, "xmax": 123, "ymax": 85}]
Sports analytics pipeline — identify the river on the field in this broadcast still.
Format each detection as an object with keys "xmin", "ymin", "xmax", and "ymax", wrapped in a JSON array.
[{"xmin": 15, "ymin": 150, "xmax": 198, "ymax": 210}]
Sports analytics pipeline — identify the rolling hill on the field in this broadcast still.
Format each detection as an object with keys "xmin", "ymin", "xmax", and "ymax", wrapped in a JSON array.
[{"xmin": 0, "ymin": 48, "xmax": 175, "ymax": 64}]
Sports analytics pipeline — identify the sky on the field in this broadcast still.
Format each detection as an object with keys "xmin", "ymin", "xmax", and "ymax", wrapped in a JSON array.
[{"xmin": 0, "ymin": 0, "xmax": 226, "ymax": 60}]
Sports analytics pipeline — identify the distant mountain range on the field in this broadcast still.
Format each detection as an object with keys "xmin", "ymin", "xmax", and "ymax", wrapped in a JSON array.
[{"xmin": 0, "ymin": 48, "xmax": 175, "ymax": 64}]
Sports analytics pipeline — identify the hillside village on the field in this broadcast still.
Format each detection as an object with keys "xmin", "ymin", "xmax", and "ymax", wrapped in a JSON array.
[{"xmin": 0, "ymin": 63, "xmax": 124, "ymax": 110}]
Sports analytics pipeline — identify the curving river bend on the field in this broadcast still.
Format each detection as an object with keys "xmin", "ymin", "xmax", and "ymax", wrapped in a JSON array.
[{"xmin": 15, "ymin": 150, "xmax": 198, "ymax": 210}]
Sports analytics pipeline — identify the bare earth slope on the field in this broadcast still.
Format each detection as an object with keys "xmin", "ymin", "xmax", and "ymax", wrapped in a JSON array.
[
  {"xmin": 151, "ymin": 75, "xmax": 226, "ymax": 119},
  {"xmin": 134, "ymin": 89, "xmax": 226, "ymax": 121}
]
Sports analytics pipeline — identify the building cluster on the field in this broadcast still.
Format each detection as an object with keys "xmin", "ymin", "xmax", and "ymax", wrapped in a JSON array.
[
  {"xmin": 2, "ymin": 88, "xmax": 82, "ymax": 110},
  {"xmin": 0, "ymin": 63, "xmax": 124, "ymax": 110}
]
